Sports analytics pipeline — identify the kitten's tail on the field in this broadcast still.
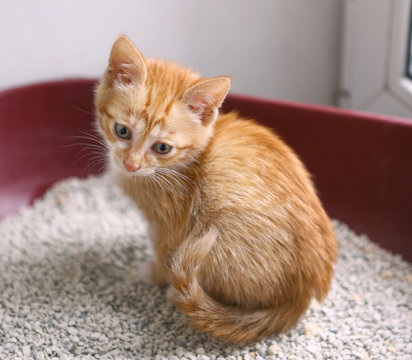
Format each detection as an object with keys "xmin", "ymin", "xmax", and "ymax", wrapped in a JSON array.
[{"xmin": 167, "ymin": 227, "xmax": 307, "ymax": 344}]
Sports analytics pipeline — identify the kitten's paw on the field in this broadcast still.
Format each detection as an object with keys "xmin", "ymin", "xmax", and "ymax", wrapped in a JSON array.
[{"xmin": 150, "ymin": 260, "xmax": 168, "ymax": 287}]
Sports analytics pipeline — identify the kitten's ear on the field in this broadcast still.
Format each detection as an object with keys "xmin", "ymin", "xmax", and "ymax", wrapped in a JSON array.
[
  {"xmin": 106, "ymin": 35, "xmax": 147, "ymax": 86},
  {"xmin": 183, "ymin": 76, "xmax": 231, "ymax": 126}
]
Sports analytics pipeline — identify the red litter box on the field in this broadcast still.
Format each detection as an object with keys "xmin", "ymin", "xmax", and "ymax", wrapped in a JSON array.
[{"xmin": 0, "ymin": 79, "xmax": 411, "ymax": 262}]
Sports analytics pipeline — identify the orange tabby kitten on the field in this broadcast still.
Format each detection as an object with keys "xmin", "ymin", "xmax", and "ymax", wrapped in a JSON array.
[{"xmin": 95, "ymin": 35, "xmax": 337, "ymax": 344}]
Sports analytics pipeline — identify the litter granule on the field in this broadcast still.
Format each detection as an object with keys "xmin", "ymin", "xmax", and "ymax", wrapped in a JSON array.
[{"xmin": 0, "ymin": 174, "xmax": 411, "ymax": 360}]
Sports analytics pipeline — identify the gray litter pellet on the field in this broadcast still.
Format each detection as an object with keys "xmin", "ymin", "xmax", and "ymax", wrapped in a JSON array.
[{"xmin": 0, "ymin": 174, "xmax": 411, "ymax": 359}]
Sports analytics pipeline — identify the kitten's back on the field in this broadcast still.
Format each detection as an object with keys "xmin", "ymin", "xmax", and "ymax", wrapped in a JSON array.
[{"xmin": 195, "ymin": 111, "xmax": 336, "ymax": 307}]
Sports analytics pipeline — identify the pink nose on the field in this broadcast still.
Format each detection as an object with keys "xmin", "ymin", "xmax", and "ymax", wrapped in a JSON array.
[{"xmin": 123, "ymin": 160, "xmax": 140, "ymax": 172}]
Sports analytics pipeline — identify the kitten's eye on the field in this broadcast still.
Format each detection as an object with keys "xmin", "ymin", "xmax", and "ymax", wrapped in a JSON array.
[
  {"xmin": 153, "ymin": 143, "xmax": 173, "ymax": 154},
  {"xmin": 114, "ymin": 123, "xmax": 131, "ymax": 140}
]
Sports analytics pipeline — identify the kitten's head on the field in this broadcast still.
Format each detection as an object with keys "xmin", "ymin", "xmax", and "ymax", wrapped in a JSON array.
[{"xmin": 95, "ymin": 35, "xmax": 230, "ymax": 177}]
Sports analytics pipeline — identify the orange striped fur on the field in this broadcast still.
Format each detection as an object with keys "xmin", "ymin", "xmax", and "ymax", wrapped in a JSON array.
[{"xmin": 94, "ymin": 36, "xmax": 337, "ymax": 344}]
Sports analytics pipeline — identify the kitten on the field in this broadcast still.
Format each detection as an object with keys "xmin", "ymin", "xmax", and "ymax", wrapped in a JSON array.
[{"xmin": 95, "ymin": 35, "xmax": 337, "ymax": 344}]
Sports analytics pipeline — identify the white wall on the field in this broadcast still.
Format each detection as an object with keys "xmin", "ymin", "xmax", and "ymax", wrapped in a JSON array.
[{"xmin": 0, "ymin": 0, "xmax": 343, "ymax": 105}]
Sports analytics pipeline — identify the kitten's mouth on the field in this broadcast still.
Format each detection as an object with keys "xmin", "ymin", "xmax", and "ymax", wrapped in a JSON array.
[
  {"xmin": 123, "ymin": 166, "xmax": 155, "ymax": 177},
  {"xmin": 115, "ymin": 159, "xmax": 154, "ymax": 177}
]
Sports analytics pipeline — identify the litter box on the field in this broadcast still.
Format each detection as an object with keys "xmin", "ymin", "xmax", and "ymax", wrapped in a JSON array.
[{"xmin": 0, "ymin": 79, "xmax": 411, "ymax": 262}]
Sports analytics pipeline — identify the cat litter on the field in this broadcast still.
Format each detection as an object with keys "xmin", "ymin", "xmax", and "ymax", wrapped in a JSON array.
[{"xmin": 0, "ymin": 174, "xmax": 411, "ymax": 360}]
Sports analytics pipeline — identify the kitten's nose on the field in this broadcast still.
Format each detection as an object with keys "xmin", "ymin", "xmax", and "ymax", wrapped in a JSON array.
[{"xmin": 123, "ymin": 160, "xmax": 140, "ymax": 172}]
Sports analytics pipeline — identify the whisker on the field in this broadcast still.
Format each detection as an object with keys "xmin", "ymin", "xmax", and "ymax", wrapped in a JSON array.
[
  {"xmin": 61, "ymin": 128, "xmax": 108, "ymax": 148},
  {"xmin": 72, "ymin": 106, "xmax": 96, "ymax": 117},
  {"xmin": 81, "ymin": 153, "xmax": 108, "ymax": 175},
  {"xmin": 156, "ymin": 173, "xmax": 180, "ymax": 194},
  {"xmin": 72, "ymin": 146, "xmax": 108, "ymax": 166},
  {"xmin": 149, "ymin": 172, "xmax": 167, "ymax": 196},
  {"xmin": 62, "ymin": 136, "xmax": 108, "ymax": 147},
  {"xmin": 155, "ymin": 170, "xmax": 190, "ymax": 196},
  {"xmin": 155, "ymin": 167, "xmax": 195, "ymax": 192},
  {"xmin": 59, "ymin": 128, "xmax": 109, "ymax": 174},
  {"xmin": 63, "ymin": 143, "xmax": 107, "ymax": 154},
  {"xmin": 78, "ymin": 129, "xmax": 107, "ymax": 145}
]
